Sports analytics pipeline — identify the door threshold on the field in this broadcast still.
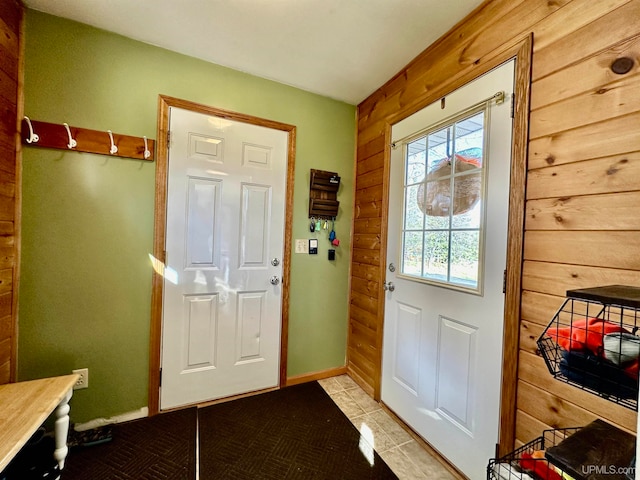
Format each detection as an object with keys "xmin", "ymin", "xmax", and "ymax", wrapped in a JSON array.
[{"xmin": 160, "ymin": 385, "xmax": 280, "ymax": 413}]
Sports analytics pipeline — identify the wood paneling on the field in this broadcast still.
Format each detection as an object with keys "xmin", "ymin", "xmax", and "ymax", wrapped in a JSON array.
[
  {"xmin": 528, "ymin": 112, "xmax": 640, "ymax": 169},
  {"xmin": 351, "ymin": 0, "xmax": 640, "ymax": 460},
  {"xmin": 0, "ymin": 0, "xmax": 21, "ymax": 386},
  {"xmin": 526, "ymin": 191, "xmax": 640, "ymax": 230},
  {"xmin": 527, "ymin": 154, "xmax": 640, "ymax": 200}
]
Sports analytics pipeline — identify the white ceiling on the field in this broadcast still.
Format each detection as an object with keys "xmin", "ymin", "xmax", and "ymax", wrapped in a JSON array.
[{"xmin": 22, "ymin": 0, "xmax": 485, "ymax": 105}]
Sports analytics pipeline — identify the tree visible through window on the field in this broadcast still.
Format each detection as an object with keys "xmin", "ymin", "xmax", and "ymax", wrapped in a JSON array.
[{"xmin": 400, "ymin": 108, "xmax": 487, "ymax": 292}]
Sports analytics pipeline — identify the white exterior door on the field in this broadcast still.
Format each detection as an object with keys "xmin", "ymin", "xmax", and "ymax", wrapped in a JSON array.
[
  {"xmin": 160, "ymin": 106, "xmax": 288, "ymax": 410},
  {"xmin": 382, "ymin": 61, "xmax": 515, "ymax": 478}
]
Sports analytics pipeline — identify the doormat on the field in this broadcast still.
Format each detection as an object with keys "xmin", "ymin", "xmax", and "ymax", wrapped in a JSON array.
[
  {"xmin": 61, "ymin": 407, "xmax": 196, "ymax": 480},
  {"xmin": 198, "ymin": 381, "xmax": 398, "ymax": 479}
]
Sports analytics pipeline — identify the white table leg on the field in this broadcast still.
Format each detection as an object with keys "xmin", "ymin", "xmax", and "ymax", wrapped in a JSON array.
[{"xmin": 53, "ymin": 389, "xmax": 73, "ymax": 469}]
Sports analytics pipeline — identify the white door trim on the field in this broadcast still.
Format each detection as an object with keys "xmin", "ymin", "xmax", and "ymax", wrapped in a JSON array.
[{"xmin": 148, "ymin": 95, "xmax": 296, "ymax": 415}]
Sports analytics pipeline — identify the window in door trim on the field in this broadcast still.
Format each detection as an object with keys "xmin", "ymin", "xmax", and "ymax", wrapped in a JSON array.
[{"xmin": 396, "ymin": 104, "xmax": 490, "ymax": 295}]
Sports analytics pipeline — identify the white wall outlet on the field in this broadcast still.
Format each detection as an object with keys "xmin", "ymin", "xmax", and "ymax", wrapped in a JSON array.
[
  {"xmin": 72, "ymin": 368, "xmax": 89, "ymax": 390},
  {"xmin": 295, "ymin": 239, "xmax": 309, "ymax": 254}
]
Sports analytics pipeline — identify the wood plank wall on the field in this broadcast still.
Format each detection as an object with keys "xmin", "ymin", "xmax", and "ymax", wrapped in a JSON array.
[
  {"xmin": 349, "ymin": 0, "xmax": 640, "ymax": 448},
  {"xmin": 0, "ymin": 0, "xmax": 22, "ymax": 384}
]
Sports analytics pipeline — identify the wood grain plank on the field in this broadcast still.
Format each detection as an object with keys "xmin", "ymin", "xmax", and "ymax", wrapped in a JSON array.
[
  {"xmin": 0, "ymin": 65, "xmax": 16, "ymax": 107},
  {"xmin": 520, "ymin": 320, "xmax": 545, "ymax": 355},
  {"xmin": 527, "ymin": 153, "xmax": 640, "ymax": 200},
  {"xmin": 522, "ymin": 261, "xmax": 640, "ymax": 296},
  {"xmin": 357, "ymin": 151, "xmax": 384, "ymax": 177},
  {"xmin": 0, "ymin": 291, "xmax": 10, "ymax": 319},
  {"xmin": 515, "ymin": 409, "xmax": 551, "ymax": 445},
  {"xmin": 349, "ymin": 320, "xmax": 378, "ymax": 349},
  {"xmin": 353, "ymin": 217, "xmax": 382, "ymax": 235},
  {"xmin": 529, "ymin": 72, "xmax": 640, "ymax": 139},
  {"xmin": 521, "ymin": 290, "xmax": 566, "ymax": 327},
  {"xmin": 357, "ymin": 135, "xmax": 385, "ymax": 162},
  {"xmin": 531, "ymin": 33, "xmax": 640, "ymax": 110},
  {"xmin": 350, "ymin": 275, "xmax": 378, "ymax": 299},
  {"xmin": 355, "ymin": 167, "xmax": 384, "ymax": 190},
  {"xmin": 351, "ymin": 290, "xmax": 379, "ymax": 316},
  {"xmin": 533, "ymin": 0, "xmax": 640, "ymax": 80},
  {"xmin": 526, "ymin": 191, "xmax": 640, "ymax": 230},
  {"xmin": 0, "ymin": 337, "xmax": 8, "ymax": 364},
  {"xmin": 530, "ymin": 0, "xmax": 632, "ymax": 53},
  {"xmin": 350, "ymin": 303, "xmax": 380, "ymax": 332},
  {"xmin": 351, "ymin": 262, "xmax": 379, "ymax": 282},
  {"xmin": 0, "ymin": 314, "xmax": 11, "ymax": 342},
  {"xmin": 0, "ymin": 360, "xmax": 9, "ymax": 385},
  {"xmin": 528, "ymin": 111, "xmax": 640, "ymax": 169},
  {"xmin": 354, "ymin": 200, "xmax": 382, "ymax": 219},
  {"xmin": 347, "ymin": 345, "xmax": 377, "ymax": 377},
  {"xmin": 524, "ymin": 231, "xmax": 640, "ymax": 269},
  {"xmin": 0, "ymin": 0, "xmax": 19, "ymax": 35},
  {"xmin": 0, "ymin": 141, "xmax": 15, "ymax": 177},
  {"xmin": 0, "ymin": 268, "xmax": 11, "ymax": 295},
  {"xmin": 352, "ymin": 233, "xmax": 381, "ymax": 250},
  {"xmin": 0, "ymin": 19, "xmax": 18, "ymax": 79},
  {"xmin": 351, "ymin": 247, "xmax": 381, "ymax": 267},
  {"xmin": 517, "ymin": 381, "xmax": 601, "ymax": 430}
]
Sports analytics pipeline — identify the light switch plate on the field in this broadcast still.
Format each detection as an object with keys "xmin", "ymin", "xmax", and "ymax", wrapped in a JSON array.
[{"xmin": 295, "ymin": 239, "xmax": 308, "ymax": 254}]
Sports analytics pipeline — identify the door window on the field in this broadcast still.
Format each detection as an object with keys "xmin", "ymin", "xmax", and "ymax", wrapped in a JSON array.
[{"xmin": 399, "ymin": 108, "xmax": 487, "ymax": 293}]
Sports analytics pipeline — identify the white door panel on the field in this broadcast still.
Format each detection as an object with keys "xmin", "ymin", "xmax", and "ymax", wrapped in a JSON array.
[
  {"xmin": 161, "ymin": 107, "xmax": 287, "ymax": 409},
  {"xmin": 382, "ymin": 60, "xmax": 515, "ymax": 478}
]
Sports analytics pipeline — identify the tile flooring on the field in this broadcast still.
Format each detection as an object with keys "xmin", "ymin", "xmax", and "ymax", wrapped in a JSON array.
[{"xmin": 319, "ymin": 375, "xmax": 457, "ymax": 480}]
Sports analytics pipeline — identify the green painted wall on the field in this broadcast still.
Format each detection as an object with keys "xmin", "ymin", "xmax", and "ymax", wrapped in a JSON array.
[{"xmin": 19, "ymin": 11, "xmax": 355, "ymax": 423}]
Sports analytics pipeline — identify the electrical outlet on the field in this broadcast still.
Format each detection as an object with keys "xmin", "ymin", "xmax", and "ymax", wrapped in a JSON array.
[{"xmin": 72, "ymin": 368, "xmax": 89, "ymax": 390}]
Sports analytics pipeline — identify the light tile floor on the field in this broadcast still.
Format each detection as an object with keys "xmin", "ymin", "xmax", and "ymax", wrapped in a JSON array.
[{"xmin": 319, "ymin": 375, "xmax": 457, "ymax": 480}]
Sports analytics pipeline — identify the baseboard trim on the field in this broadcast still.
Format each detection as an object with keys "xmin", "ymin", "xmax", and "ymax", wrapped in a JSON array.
[
  {"xmin": 286, "ymin": 365, "xmax": 347, "ymax": 386},
  {"xmin": 74, "ymin": 406, "xmax": 149, "ymax": 432}
]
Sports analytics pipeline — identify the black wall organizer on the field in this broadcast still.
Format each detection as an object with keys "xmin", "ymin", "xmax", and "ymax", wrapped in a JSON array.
[
  {"xmin": 308, "ymin": 169, "xmax": 340, "ymax": 218},
  {"xmin": 537, "ymin": 285, "xmax": 640, "ymax": 411}
]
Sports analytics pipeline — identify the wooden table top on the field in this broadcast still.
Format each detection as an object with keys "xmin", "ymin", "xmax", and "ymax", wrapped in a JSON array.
[{"xmin": 0, "ymin": 375, "xmax": 78, "ymax": 471}]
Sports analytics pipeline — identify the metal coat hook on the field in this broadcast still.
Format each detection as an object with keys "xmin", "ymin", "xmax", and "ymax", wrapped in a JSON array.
[
  {"xmin": 63, "ymin": 123, "xmax": 76, "ymax": 149},
  {"xmin": 24, "ymin": 116, "xmax": 39, "ymax": 144},
  {"xmin": 143, "ymin": 136, "xmax": 151, "ymax": 159},
  {"xmin": 107, "ymin": 130, "xmax": 118, "ymax": 155}
]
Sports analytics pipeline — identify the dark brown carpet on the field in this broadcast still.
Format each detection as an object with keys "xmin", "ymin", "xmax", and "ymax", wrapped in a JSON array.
[
  {"xmin": 61, "ymin": 407, "xmax": 197, "ymax": 480},
  {"xmin": 198, "ymin": 382, "xmax": 398, "ymax": 480}
]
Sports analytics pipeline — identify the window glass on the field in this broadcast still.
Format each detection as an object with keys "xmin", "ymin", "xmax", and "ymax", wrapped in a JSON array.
[{"xmin": 399, "ymin": 108, "xmax": 486, "ymax": 291}]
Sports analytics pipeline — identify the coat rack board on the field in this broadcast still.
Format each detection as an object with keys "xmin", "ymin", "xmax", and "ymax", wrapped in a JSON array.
[{"xmin": 21, "ymin": 118, "xmax": 155, "ymax": 161}]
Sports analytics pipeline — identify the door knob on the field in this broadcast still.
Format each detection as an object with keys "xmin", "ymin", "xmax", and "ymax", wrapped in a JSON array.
[
  {"xmin": 383, "ymin": 281, "xmax": 395, "ymax": 292},
  {"xmin": 271, "ymin": 258, "xmax": 280, "ymax": 266},
  {"xmin": 270, "ymin": 276, "xmax": 280, "ymax": 285}
]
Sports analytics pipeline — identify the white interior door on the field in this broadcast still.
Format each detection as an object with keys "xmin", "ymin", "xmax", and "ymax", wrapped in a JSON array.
[
  {"xmin": 160, "ymin": 107, "xmax": 288, "ymax": 410},
  {"xmin": 382, "ymin": 60, "xmax": 515, "ymax": 479}
]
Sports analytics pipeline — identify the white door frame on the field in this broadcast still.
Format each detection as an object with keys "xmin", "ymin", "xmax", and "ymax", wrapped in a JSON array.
[
  {"xmin": 148, "ymin": 95, "xmax": 296, "ymax": 415},
  {"xmin": 376, "ymin": 37, "xmax": 532, "ymax": 456}
]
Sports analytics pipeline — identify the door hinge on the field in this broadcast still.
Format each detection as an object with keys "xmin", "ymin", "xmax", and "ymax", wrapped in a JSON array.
[
  {"xmin": 510, "ymin": 93, "xmax": 515, "ymax": 118},
  {"xmin": 503, "ymin": 269, "xmax": 507, "ymax": 294},
  {"xmin": 159, "ymin": 368, "xmax": 162, "ymax": 388},
  {"xmin": 166, "ymin": 130, "xmax": 171, "ymax": 148}
]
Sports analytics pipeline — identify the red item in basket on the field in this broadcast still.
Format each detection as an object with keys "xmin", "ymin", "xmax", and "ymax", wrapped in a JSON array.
[
  {"xmin": 520, "ymin": 452, "xmax": 563, "ymax": 480},
  {"xmin": 545, "ymin": 317, "xmax": 628, "ymax": 354}
]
